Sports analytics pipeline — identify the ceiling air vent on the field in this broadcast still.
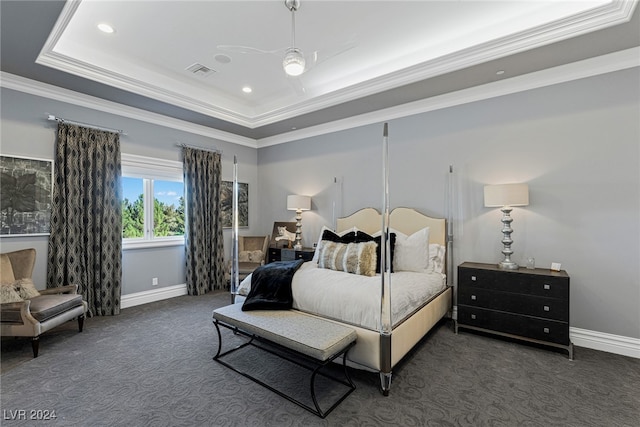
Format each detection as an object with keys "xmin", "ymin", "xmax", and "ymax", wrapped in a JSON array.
[{"xmin": 185, "ymin": 63, "xmax": 216, "ymax": 77}]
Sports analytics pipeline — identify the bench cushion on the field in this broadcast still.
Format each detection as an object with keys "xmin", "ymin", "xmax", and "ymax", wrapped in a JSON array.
[{"xmin": 213, "ymin": 304, "xmax": 356, "ymax": 361}]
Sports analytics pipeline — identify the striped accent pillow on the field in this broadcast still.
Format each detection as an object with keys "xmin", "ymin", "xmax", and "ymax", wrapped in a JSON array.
[{"xmin": 318, "ymin": 241, "xmax": 377, "ymax": 276}]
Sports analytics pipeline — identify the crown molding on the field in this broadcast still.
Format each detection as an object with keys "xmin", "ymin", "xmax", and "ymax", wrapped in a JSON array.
[
  {"xmin": 3, "ymin": 46, "xmax": 637, "ymax": 150},
  {"xmin": 257, "ymin": 47, "xmax": 640, "ymax": 148},
  {"xmin": 35, "ymin": 51, "xmax": 252, "ymax": 127},
  {"xmin": 0, "ymin": 72, "xmax": 258, "ymax": 149}
]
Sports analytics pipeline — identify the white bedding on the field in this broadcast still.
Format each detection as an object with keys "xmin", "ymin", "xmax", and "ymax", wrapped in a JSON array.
[{"xmin": 238, "ymin": 261, "xmax": 446, "ymax": 331}]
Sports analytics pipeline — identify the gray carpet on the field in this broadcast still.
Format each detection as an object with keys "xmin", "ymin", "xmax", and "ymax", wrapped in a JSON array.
[{"xmin": 1, "ymin": 291, "xmax": 639, "ymax": 426}]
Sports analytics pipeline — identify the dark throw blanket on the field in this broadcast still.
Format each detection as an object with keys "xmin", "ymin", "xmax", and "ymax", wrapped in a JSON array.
[{"xmin": 242, "ymin": 259, "xmax": 305, "ymax": 311}]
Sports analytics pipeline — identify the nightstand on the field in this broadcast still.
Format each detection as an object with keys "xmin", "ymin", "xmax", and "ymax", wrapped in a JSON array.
[
  {"xmin": 268, "ymin": 247, "xmax": 315, "ymax": 263},
  {"xmin": 456, "ymin": 262, "xmax": 573, "ymax": 359}
]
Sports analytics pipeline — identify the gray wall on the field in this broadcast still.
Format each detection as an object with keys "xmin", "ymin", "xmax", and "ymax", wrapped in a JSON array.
[
  {"xmin": 2, "ymin": 67, "xmax": 638, "ymax": 340},
  {"xmin": 0, "ymin": 87, "xmax": 258, "ymax": 296},
  {"xmin": 258, "ymin": 68, "xmax": 640, "ymax": 339}
]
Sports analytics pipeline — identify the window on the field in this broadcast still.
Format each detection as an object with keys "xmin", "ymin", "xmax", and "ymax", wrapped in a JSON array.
[{"xmin": 121, "ymin": 154, "xmax": 184, "ymax": 249}]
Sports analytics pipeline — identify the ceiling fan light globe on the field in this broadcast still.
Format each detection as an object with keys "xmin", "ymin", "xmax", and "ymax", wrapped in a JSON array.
[{"xmin": 283, "ymin": 48, "xmax": 305, "ymax": 76}]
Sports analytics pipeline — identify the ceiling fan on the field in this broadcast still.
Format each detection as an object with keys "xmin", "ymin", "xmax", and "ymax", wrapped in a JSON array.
[
  {"xmin": 282, "ymin": 0, "xmax": 305, "ymax": 76},
  {"xmin": 217, "ymin": 0, "xmax": 354, "ymax": 79}
]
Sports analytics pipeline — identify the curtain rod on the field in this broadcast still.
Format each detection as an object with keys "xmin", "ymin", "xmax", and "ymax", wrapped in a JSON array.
[
  {"xmin": 176, "ymin": 142, "xmax": 222, "ymax": 154},
  {"xmin": 47, "ymin": 114, "xmax": 126, "ymax": 135}
]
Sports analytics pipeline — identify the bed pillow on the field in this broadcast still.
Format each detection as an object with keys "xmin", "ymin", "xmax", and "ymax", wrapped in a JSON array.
[
  {"xmin": 318, "ymin": 241, "xmax": 377, "ymax": 277},
  {"xmin": 392, "ymin": 227, "xmax": 430, "ymax": 273},
  {"xmin": 357, "ymin": 231, "xmax": 396, "ymax": 273},
  {"xmin": 321, "ymin": 229, "xmax": 357, "ymax": 243},
  {"xmin": 427, "ymin": 244, "xmax": 446, "ymax": 273},
  {"xmin": 311, "ymin": 226, "xmax": 357, "ymax": 262},
  {"xmin": 0, "ymin": 283, "xmax": 23, "ymax": 303}
]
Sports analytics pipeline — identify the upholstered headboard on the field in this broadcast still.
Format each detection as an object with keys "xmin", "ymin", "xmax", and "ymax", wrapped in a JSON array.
[{"xmin": 336, "ymin": 207, "xmax": 446, "ymax": 246}]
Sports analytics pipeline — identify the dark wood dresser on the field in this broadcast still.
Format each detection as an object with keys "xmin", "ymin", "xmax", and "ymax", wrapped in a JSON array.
[
  {"xmin": 268, "ymin": 247, "xmax": 315, "ymax": 263},
  {"xmin": 456, "ymin": 262, "xmax": 573, "ymax": 359}
]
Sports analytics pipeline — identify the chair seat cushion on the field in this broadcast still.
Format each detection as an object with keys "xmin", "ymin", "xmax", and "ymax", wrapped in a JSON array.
[
  {"xmin": 30, "ymin": 294, "xmax": 84, "ymax": 322},
  {"xmin": 1, "ymin": 294, "xmax": 84, "ymax": 324},
  {"xmin": 14, "ymin": 294, "xmax": 82, "ymax": 322}
]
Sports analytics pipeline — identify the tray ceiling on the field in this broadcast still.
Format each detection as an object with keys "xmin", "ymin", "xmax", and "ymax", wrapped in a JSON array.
[{"xmin": 2, "ymin": 1, "xmax": 638, "ymax": 141}]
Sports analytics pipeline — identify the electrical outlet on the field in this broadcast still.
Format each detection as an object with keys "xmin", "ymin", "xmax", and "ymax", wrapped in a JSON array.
[{"xmin": 152, "ymin": 277, "xmax": 158, "ymax": 286}]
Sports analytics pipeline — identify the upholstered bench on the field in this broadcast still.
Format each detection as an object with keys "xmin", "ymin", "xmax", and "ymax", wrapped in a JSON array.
[{"xmin": 212, "ymin": 303, "xmax": 357, "ymax": 418}]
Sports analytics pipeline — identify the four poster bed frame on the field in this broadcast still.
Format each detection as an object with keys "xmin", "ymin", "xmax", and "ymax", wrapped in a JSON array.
[
  {"xmin": 228, "ymin": 125, "xmax": 454, "ymax": 395},
  {"xmin": 333, "ymin": 207, "xmax": 452, "ymax": 393}
]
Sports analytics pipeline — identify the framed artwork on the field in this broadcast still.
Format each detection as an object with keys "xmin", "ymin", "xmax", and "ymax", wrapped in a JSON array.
[
  {"xmin": 221, "ymin": 181, "xmax": 248, "ymax": 228},
  {"xmin": 0, "ymin": 155, "xmax": 53, "ymax": 236},
  {"xmin": 270, "ymin": 221, "xmax": 296, "ymax": 248}
]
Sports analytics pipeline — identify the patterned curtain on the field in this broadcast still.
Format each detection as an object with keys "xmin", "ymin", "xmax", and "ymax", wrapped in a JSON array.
[
  {"xmin": 183, "ymin": 147, "xmax": 225, "ymax": 295},
  {"xmin": 47, "ymin": 123, "xmax": 122, "ymax": 316}
]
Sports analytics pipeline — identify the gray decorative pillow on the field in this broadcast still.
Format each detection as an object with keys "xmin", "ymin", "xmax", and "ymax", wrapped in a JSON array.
[
  {"xmin": 0, "ymin": 283, "xmax": 23, "ymax": 303},
  {"xmin": 318, "ymin": 241, "xmax": 377, "ymax": 277},
  {"xmin": 14, "ymin": 278, "xmax": 41, "ymax": 300}
]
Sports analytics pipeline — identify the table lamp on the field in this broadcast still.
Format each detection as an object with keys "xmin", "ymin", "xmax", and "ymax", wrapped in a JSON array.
[
  {"xmin": 484, "ymin": 183, "xmax": 529, "ymax": 270},
  {"xmin": 287, "ymin": 195, "xmax": 311, "ymax": 250}
]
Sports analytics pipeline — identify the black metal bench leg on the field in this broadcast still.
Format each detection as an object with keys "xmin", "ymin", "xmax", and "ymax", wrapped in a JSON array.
[
  {"xmin": 212, "ymin": 320, "xmax": 223, "ymax": 359},
  {"xmin": 310, "ymin": 365, "xmax": 323, "ymax": 416}
]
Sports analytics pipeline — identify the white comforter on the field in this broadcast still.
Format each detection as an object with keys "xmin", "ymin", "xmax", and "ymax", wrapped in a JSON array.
[{"xmin": 238, "ymin": 262, "xmax": 446, "ymax": 331}]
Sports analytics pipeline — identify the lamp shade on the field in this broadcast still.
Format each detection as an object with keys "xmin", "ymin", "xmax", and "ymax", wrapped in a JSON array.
[
  {"xmin": 287, "ymin": 195, "xmax": 311, "ymax": 211},
  {"xmin": 484, "ymin": 184, "xmax": 529, "ymax": 207}
]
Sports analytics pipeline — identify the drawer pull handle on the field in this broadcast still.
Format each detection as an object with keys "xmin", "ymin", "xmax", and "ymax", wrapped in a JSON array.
[
  {"xmin": 471, "ymin": 295, "xmax": 477, "ymax": 301},
  {"xmin": 471, "ymin": 276, "xmax": 477, "ymax": 281},
  {"xmin": 544, "ymin": 284, "xmax": 551, "ymax": 290},
  {"xmin": 543, "ymin": 327, "xmax": 550, "ymax": 333},
  {"xmin": 471, "ymin": 314, "xmax": 476, "ymax": 320},
  {"xmin": 543, "ymin": 306, "xmax": 550, "ymax": 312}
]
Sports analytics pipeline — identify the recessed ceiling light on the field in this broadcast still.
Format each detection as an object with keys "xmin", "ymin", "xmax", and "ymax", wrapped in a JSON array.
[
  {"xmin": 97, "ymin": 23, "xmax": 115, "ymax": 34},
  {"xmin": 496, "ymin": 70, "xmax": 505, "ymax": 75},
  {"xmin": 242, "ymin": 86, "xmax": 252, "ymax": 94}
]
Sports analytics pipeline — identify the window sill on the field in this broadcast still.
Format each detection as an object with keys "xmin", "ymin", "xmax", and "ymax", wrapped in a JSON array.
[{"xmin": 123, "ymin": 239, "xmax": 184, "ymax": 251}]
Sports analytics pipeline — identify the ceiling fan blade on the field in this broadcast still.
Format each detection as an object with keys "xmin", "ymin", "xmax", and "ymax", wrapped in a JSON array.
[
  {"xmin": 286, "ymin": 75, "xmax": 307, "ymax": 96},
  {"xmin": 216, "ymin": 45, "xmax": 284, "ymax": 55},
  {"xmin": 305, "ymin": 41, "xmax": 357, "ymax": 70}
]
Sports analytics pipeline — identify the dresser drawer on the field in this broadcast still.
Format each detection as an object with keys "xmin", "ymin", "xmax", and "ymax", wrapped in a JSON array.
[
  {"xmin": 458, "ymin": 287, "xmax": 569, "ymax": 322},
  {"xmin": 268, "ymin": 248, "xmax": 280, "ymax": 263},
  {"xmin": 458, "ymin": 267, "xmax": 568, "ymax": 299},
  {"xmin": 458, "ymin": 306, "xmax": 569, "ymax": 345},
  {"xmin": 295, "ymin": 251, "xmax": 314, "ymax": 261},
  {"xmin": 268, "ymin": 247, "xmax": 315, "ymax": 263}
]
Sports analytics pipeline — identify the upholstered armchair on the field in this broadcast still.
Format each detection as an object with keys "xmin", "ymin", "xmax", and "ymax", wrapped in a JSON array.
[
  {"xmin": 0, "ymin": 248, "xmax": 88, "ymax": 357},
  {"xmin": 227, "ymin": 235, "xmax": 270, "ymax": 283}
]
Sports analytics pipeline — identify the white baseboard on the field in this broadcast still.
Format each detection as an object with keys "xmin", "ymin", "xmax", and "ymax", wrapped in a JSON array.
[
  {"xmin": 121, "ymin": 284, "xmax": 188, "ymax": 309},
  {"xmin": 570, "ymin": 327, "xmax": 640, "ymax": 359}
]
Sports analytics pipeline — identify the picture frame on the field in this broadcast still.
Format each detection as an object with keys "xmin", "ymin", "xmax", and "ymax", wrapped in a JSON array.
[
  {"xmin": 0, "ymin": 155, "xmax": 53, "ymax": 236},
  {"xmin": 270, "ymin": 221, "xmax": 297, "ymax": 248},
  {"xmin": 221, "ymin": 181, "xmax": 248, "ymax": 228}
]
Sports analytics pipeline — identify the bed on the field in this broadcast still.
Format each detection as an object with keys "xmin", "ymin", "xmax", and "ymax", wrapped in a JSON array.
[{"xmin": 234, "ymin": 206, "xmax": 452, "ymax": 395}]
